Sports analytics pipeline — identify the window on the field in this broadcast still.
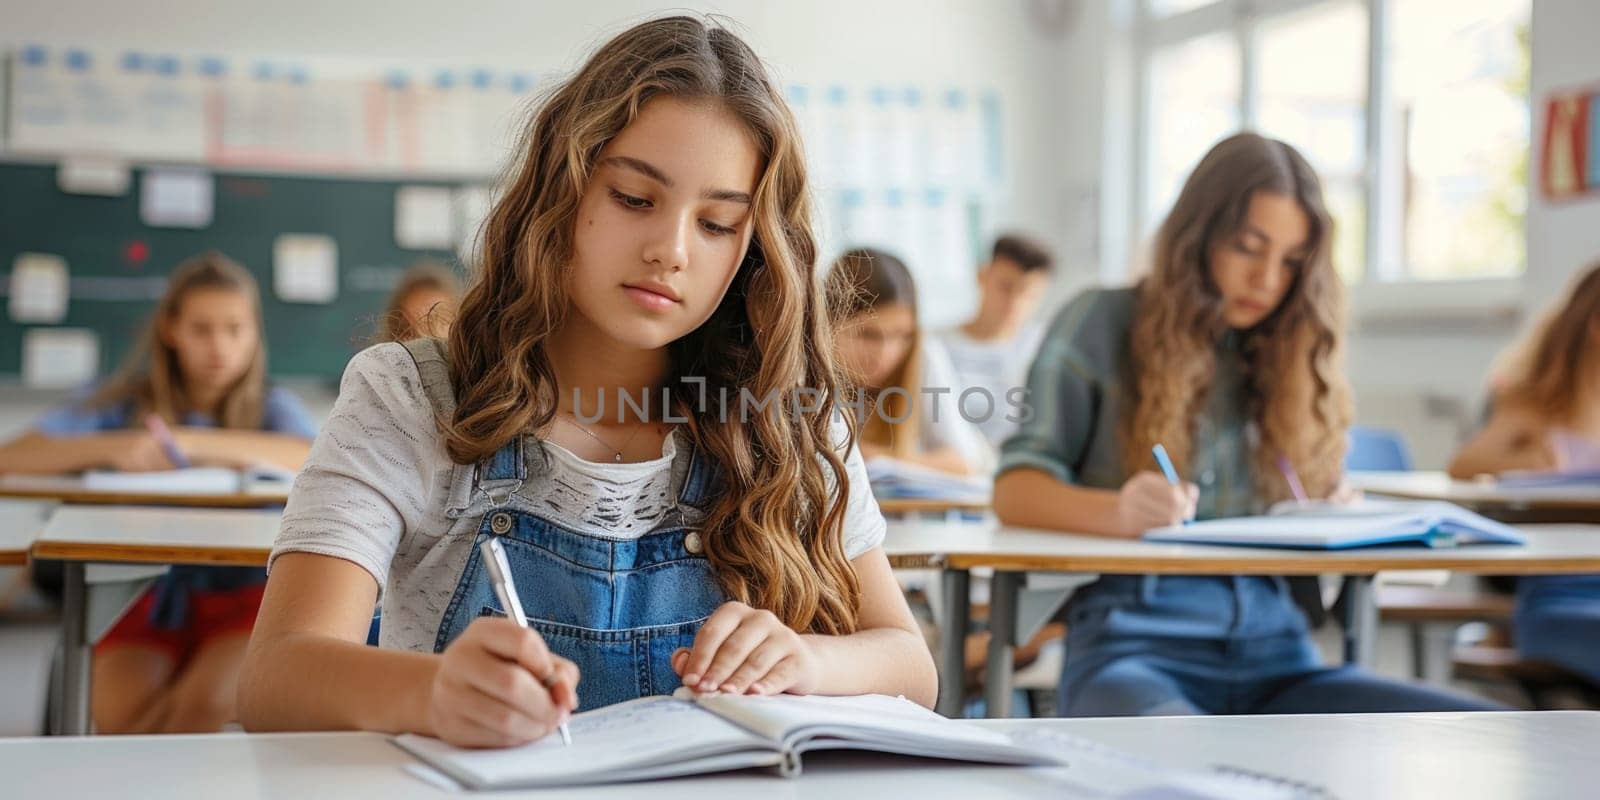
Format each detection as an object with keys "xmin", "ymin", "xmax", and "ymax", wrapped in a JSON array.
[
  {"xmin": 1256, "ymin": 1, "xmax": 1368, "ymax": 283},
  {"xmin": 1133, "ymin": 0, "xmax": 1530, "ymax": 286},
  {"xmin": 1385, "ymin": 0, "xmax": 1529, "ymax": 280},
  {"xmin": 1145, "ymin": 33, "xmax": 1240, "ymax": 227}
]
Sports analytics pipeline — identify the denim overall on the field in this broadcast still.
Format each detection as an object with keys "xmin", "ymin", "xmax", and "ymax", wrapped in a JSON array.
[{"xmin": 404, "ymin": 340, "xmax": 725, "ymax": 711}]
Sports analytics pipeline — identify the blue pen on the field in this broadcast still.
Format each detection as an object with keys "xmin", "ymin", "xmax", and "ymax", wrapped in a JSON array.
[
  {"xmin": 1152, "ymin": 443, "xmax": 1191, "ymax": 524},
  {"xmin": 1152, "ymin": 443, "xmax": 1180, "ymax": 485}
]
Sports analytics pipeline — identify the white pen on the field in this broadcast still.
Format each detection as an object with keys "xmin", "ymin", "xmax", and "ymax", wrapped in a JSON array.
[{"xmin": 479, "ymin": 537, "xmax": 573, "ymax": 746}]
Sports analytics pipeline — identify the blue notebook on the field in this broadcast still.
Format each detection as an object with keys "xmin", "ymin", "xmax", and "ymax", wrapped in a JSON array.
[
  {"xmin": 1496, "ymin": 468, "xmax": 1600, "ymax": 489},
  {"xmin": 1144, "ymin": 500, "xmax": 1526, "ymax": 550}
]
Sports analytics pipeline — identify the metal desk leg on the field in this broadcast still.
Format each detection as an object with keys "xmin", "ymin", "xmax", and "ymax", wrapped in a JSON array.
[
  {"xmin": 1341, "ymin": 574, "xmax": 1378, "ymax": 669},
  {"xmin": 934, "ymin": 568, "xmax": 971, "ymax": 718},
  {"xmin": 984, "ymin": 571, "xmax": 1023, "ymax": 718},
  {"xmin": 50, "ymin": 564, "xmax": 164, "ymax": 736},
  {"xmin": 57, "ymin": 562, "xmax": 90, "ymax": 736}
]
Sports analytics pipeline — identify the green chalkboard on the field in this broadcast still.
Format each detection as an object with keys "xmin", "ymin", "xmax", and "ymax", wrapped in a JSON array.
[{"xmin": 0, "ymin": 162, "xmax": 462, "ymax": 379}]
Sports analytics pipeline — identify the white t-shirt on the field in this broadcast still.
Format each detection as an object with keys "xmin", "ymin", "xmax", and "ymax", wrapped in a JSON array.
[
  {"xmin": 934, "ymin": 322, "xmax": 1045, "ymax": 446},
  {"xmin": 916, "ymin": 338, "xmax": 998, "ymax": 475},
  {"xmin": 270, "ymin": 343, "xmax": 887, "ymax": 651}
]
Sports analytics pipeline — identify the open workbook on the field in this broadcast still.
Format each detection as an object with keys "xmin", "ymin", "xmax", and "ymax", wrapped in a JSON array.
[
  {"xmin": 1144, "ymin": 499, "xmax": 1526, "ymax": 550},
  {"xmin": 79, "ymin": 465, "xmax": 296, "ymax": 495},
  {"xmin": 392, "ymin": 691, "xmax": 1320, "ymax": 796}
]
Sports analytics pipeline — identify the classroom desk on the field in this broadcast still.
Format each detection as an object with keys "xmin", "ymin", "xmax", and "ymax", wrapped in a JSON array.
[
  {"xmin": 0, "ymin": 475, "xmax": 291, "ymax": 508},
  {"xmin": 0, "ymin": 711, "xmax": 1592, "ymax": 799},
  {"xmin": 0, "ymin": 499, "xmax": 57, "ymax": 566},
  {"xmin": 1350, "ymin": 471, "xmax": 1600, "ymax": 523},
  {"xmin": 875, "ymin": 497, "xmax": 990, "ymax": 516},
  {"xmin": 30, "ymin": 506, "xmax": 281, "ymax": 737},
  {"xmin": 883, "ymin": 520, "xmax": 1600, "ymax": 718}
]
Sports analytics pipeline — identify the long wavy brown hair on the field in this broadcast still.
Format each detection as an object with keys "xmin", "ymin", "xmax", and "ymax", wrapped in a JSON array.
[
  {"xmin": 91, "ymin": 251, "xmax": 268, "ymax": 429},
  {"xmin": 1491, "ymin": 260, "xmax": 1600, "ymax": 421},
  {"xmin": 826, "ymin": 247, "xmax": 925, "ymax": 460},
  {"xmin": 1123, "ymin": 133, "xmax": 1351, "ymax": 503},
  {"xmin": 444, "ymin": 16, "xmax": 860, "ymax": 634}
]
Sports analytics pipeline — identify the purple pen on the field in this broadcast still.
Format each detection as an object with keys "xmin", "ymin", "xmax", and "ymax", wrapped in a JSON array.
[{"xmin": 1276, "ymin": 454, "xmax": 1308, "ymax": 503}]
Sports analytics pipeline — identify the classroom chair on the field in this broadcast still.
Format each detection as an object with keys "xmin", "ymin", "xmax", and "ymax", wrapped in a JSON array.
[
  {"xmin": 1345, "ymin": 425, "xmax": 1414, "ymax": 472},
  {"xmin": 1453, "ymin": 643, "xmax": 1600, "ymax": 709}
]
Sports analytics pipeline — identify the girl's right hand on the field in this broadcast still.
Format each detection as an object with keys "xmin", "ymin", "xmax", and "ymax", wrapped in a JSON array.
[
  {"xmin": 1116, "ymin": 471, "xmax": 1199, "ymax": 535},
  {"xmin": 426, "ymin": 617, "xmax": 580, "ymax": 748},
  {"xmin": 108, "ymin": 432, "xmax": 177, "ymax": 472}
]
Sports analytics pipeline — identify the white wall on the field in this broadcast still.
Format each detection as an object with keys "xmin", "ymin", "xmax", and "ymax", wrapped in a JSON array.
[{"xmin": 2, "ymin": 0, "xmax": 1082, "ymax": 270}]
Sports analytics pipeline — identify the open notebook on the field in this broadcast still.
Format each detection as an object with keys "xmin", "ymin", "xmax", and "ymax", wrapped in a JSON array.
[
  {"xmin": 392, "ymin": 691, "xmax": 1317, "ymax": 796},
  {"xmin": 866, "ymin": 457, "xmax": 990, "ymax": 502},
  {"xmin": 1144, "ymin": 500, "xmax": 1526, "ymax": 550},
  {"xmin": 81, "ymin": 465, "xmax": 296, "ymax": 495}
]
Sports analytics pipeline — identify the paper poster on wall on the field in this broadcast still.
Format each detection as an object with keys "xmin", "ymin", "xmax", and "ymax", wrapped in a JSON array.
[
  {"xmin": 273, "ymin": 234, "xmax": 339, "ymax": 304},
  {"xmin": 22, "ymin": 328, "xmax": 99, "ymax": 389},
  {"xmin": 395, "ymin": 186, "xmax": 455, "ymax": 250},
  {"xmin": 1541, "ymin": 90, "xmax": 1593, "ymax": 200},
  {"xmin": 8, "ymin": 253, "xmax": 70, "ymax": 323},
  {"xmin": 58, "ymin": 158, "xmax": 131, "ymax": 196},
  {"xmin": 140, "ymin": 167, "xmax": 214, "ymax": 228},
  {"xmin": 452, "ymin": 185, "xmax": 493, "ymax": 265}
]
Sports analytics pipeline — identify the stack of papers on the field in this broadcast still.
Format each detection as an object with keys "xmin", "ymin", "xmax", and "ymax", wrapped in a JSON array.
[{"xmin": 865, "ymin": 458, "xmax": 990, "ymax": 502}]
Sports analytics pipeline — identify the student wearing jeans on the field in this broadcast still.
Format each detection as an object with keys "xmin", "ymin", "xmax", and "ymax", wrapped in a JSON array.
[{"xmin": 993, "ymin": 133, "xmax": 1502, "ymax": 716}]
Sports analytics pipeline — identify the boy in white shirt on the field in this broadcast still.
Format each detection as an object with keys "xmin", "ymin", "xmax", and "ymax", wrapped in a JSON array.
[{"xmin": 937, "ymin": 234, "xmax": 1055, "ymax": 445}]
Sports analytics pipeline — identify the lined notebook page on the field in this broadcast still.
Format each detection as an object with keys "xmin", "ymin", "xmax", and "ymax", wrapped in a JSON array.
[
  {"xmin": 394, "ymin": 696, "xmax": 769, "ymax": 788},
  {"xmin": 689, "ymin": 691, "xmax": 1020, "ymax": 748}
]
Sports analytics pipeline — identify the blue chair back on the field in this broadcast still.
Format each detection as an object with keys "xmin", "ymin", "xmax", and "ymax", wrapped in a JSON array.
[{"xmin": 1345, "ymin": 425, "xmax": 1413, "ymax": 472}]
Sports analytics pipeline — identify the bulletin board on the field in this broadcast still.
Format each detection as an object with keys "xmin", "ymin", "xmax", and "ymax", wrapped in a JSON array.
[{"xmin": 0, "ymin": 162, "xmax": 461, "ymax": 380}]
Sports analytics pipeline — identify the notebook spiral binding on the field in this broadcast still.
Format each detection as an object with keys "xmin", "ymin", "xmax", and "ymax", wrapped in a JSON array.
[
  {"xmin": 1007, "ymin": 728, "xmax": 1335, "ymax": 799},
  {"xmin": 1210, "ymin": 764, "xmax": 1337, "ymax": 799}
]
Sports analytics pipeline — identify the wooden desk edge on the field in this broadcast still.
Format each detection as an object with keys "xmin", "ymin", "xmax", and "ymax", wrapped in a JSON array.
[
  {"xmin": 30, "ymin": 541, "xmax": 271, "ymax": 567},
  {"xmin": 876, "ymin": 499, "xmax": 991, "ymax": 514},
  {"xmin": 0, "ymin": 551, "xmax": 28, "ymax": 566},
  {"xmin": 886, "ymin": 553, "xmax": 946, "ymax": 569}
]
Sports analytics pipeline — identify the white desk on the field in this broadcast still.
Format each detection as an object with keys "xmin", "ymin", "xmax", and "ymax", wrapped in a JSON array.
[
  {"xmin": 885, "ymin": 520, "xmax": 1600, "ymax": 717},
  {"xmin": 0, "ymin": 711, "xmax": 1591, "ymax": 799},
  {"xmin": 1350, "ymin": 471, "xmax": 1600, "ymax": 523},
  {"xmin": 0, "ymin": 499, "xmax": 56, "ymax": 566},
  {"xmin": 0, "ymin": 474, "xmax": 291, "ymax": 509},
  {"xmin": 31, "ymin": 506, "xmax": 281, "ymax": 736}
]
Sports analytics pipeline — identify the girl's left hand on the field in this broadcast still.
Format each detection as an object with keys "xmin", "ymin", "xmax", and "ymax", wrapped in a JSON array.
[
  {"xmin": 1328, "ymin": 481, "xmax": 1364, "ymax": 505},
  {"xmin": 672, "ymin": 601, "xmax": 819, "ymax": 697}
]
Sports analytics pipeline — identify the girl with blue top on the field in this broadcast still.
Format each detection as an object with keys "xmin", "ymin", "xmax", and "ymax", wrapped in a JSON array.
[
  {"xmin": 238, "ymin": 16, "xmax": 936, "ymax": 749},
  {"xmin": 993, "ymin": 133, "xmax": 1500, "ymax": 716},
  {"xmin": 1449, "ymin": 260, "xmax": 1600, "ymax": 685},
  {"xmin": 0, "ymin": 251, "xmax": 316, "ymax": 733}
]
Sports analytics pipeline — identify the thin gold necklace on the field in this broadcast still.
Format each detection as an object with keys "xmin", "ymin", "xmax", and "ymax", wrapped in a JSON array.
[{"xmin": 557, "ymin": 413, "xmax": 648, "ymax": 463}]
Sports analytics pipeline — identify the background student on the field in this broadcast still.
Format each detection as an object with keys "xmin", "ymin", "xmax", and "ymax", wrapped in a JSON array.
[
  {"xmin": 993, "ymin": 132, "xmax": 1501, "ymax": 717},
  {"xmin": 373, "ymin": 259, "xmax": 463, "ymax": 343},
  {"xmin": 239, "ymin": 16, "xmax": 936, "ymax": 750},
  {"xmin": 1447, "ymin": 260, "xmax": 1600, "ymax": 684},
  {"xmin": 935, "ymin": 233, "xmax": 1054, "ymax": 445},
  {"xmin": 828, "ymin": 247, "xmax": 996, "ymax": 477},
  {"xmin": 0, "ymin": 251, "xmax": 316, "ymax": 733}
]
